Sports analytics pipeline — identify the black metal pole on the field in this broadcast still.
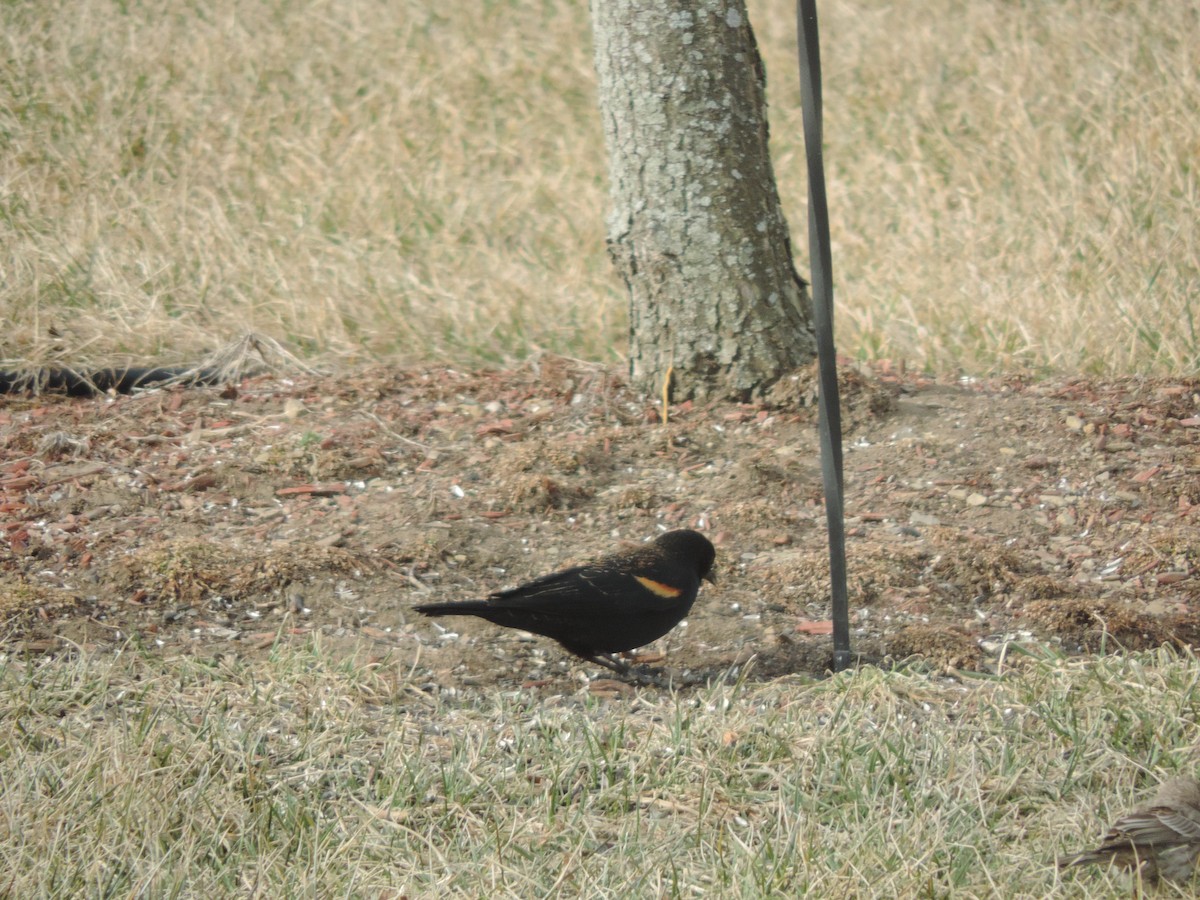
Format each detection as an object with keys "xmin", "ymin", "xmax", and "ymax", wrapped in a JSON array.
[{"xmin": 796, "ymin": 0, "xmax": 851, "ymax": 671}]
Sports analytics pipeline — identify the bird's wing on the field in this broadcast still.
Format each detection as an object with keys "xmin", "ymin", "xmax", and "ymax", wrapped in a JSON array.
[
  {"xmin": 488, "ymin": 561, "xmax": 688, "ymax": 613},
  {"xmin": 1154, "ymin": 807, "xmax": 1200, "ymax": 841},
  {"xmin": 622, "ymin": 547, "xmax": 700, "ymax": 603},
  {"xmin": 1108, "ymin": 807, "xmax": 1200, "ymax": 847}
]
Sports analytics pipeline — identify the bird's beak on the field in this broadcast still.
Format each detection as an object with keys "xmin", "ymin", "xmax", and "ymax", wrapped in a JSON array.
[{"xmin": 703, "ymin": 570, "xmax": 717, "ymax": 585}]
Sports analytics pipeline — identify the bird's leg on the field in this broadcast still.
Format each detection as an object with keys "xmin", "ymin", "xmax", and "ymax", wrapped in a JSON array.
[
  {"xmin": 577, "ymin": 650, "xmax": 673, "ymax": 688},
  {"xmin": 561, "ymin": 644, "xmax": 675, "ymax": 687},
  {"xmin": 575, "ymin": 650, "xmax": 631, "ymax": 676}
]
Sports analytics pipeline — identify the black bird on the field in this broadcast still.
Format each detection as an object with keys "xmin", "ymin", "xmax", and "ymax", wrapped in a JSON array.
[{"xmin": 414, "ymin": 529, "xmax": 716, "ymax": 676}]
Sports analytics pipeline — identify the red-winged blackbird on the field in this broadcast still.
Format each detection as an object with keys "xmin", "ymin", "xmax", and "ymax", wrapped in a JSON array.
[
  {"xmin": 414, "ymin": 529, "xmax": 715, "ymax": 676},
  {"xmin": 1059, "ymin": 775, "xmax": 1200, "ymax": 884}
]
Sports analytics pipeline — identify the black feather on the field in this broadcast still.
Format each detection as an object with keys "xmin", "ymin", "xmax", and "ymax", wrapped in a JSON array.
[{"xmin": 414, "ymin": 530, "xmax": 715, "ymax": 659}]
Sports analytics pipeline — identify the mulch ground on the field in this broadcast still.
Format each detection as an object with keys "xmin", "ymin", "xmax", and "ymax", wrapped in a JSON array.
[{"xmin": 1, "ymin": 359, "xmax": 1198, "ymax": 689}]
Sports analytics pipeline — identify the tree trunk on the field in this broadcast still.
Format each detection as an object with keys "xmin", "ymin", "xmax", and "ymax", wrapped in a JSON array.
[{"xmin": 590, "ymin": 0, "xmax": 815, "ymax": 402}]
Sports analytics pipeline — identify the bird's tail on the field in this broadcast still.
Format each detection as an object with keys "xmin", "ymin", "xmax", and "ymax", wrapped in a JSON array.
[
  {"xmin": 1056, "ymin": 850, "xmax": 1104, "ymax": 869},
  {"xmin": 413, "ymin": 601, "xmax": 489, "ymax": 617}
]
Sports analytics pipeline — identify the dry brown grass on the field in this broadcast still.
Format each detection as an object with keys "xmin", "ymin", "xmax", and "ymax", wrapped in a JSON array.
[
  {"xmin": 0, "ymin": 0, "xmax": 609, "ymax": 369},
  {"xmin": 787, "ymin": 0, "xmax": 1200, "ymax": 374},
  {"xmin": 1, "ymin": 0, "xmax": 1196, "ymax": 374}
]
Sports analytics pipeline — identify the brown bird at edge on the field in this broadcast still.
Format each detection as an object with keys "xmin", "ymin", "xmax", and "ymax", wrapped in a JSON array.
[
  {"xmin": 1059, "ymin": 775, "xmax": 1200, "ymax": 886},
  {"xmin": 413, "ymin": 529, "xmax": 716, "ymax": 680}
]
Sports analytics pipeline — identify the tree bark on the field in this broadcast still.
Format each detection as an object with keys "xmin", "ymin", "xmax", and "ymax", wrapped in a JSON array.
[{"xmin": 591, "ymin": 0, "xmax": 815, "ymax": 402}]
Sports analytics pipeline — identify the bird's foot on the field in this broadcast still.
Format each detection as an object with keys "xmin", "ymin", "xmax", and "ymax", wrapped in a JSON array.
[{"xmin": 582, "ymin": 652, "xmax": 675, "ymax": 688}]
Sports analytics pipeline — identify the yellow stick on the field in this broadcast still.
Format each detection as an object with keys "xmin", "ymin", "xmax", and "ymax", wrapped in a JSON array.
[{"xmin": 661, "ymin": 364, "xmax": 673, "ymax": 425}]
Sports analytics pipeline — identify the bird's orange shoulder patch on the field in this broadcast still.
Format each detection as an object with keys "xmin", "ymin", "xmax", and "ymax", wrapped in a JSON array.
[{"xmin": 634, "ymin": 576, "xmax": 683, "ymax": 598}]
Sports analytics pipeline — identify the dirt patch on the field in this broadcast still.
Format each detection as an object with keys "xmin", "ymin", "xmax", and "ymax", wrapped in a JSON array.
[{"xmin": 1, "ymin": 361, "xmax": 1198, "ymax": 686}]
